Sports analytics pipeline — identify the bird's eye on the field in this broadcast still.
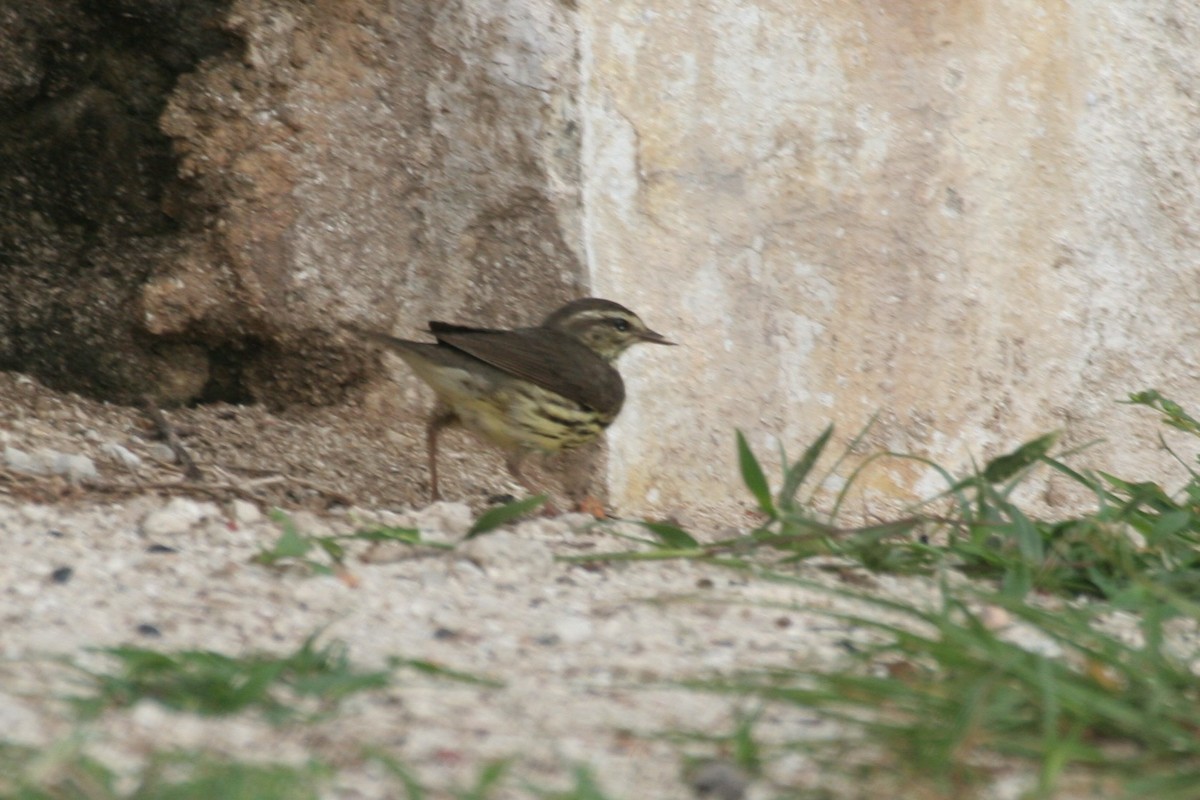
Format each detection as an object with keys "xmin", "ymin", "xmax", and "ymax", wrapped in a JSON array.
[{"xmin": 611, "ymin": 318, "xmax": 631, "ymax": 332}]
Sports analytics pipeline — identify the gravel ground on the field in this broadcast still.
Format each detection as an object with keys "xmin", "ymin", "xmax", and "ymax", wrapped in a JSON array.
[
  {"xmin": 0, "ymin": 370, "xmax": 841, "ymax": 797},
  {"xmin": 0, "ymin": 370, "xmax": 1093, "ymax": 798},
  {"xmin": 0, "ymin": 494, "xmax": 891, "ymax": 798},
  {"xmin": 0, "ymin": 491, "xmax": 917, "ymax": 795}
]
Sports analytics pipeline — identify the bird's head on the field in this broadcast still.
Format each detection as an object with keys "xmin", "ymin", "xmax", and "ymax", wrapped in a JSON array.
[{"xmin": 542, "ymin": 298, "xmax": 675, "ymax": 361}]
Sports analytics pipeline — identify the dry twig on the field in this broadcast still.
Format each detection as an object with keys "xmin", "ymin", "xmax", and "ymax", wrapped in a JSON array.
[{"xmin": 140, "ymin": 396, "xmax": 203, "ymax": 481}]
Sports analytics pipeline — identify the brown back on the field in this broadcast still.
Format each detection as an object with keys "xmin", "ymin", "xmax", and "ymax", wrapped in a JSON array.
[{"xmin": 429, "ymin": 322, "xmax": 625, "ymax": 417}]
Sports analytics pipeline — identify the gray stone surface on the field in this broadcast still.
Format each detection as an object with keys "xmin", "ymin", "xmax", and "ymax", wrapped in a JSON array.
[{"xmin": 579, "ymin": 2, "xmax": 1200, "ymax": 518}]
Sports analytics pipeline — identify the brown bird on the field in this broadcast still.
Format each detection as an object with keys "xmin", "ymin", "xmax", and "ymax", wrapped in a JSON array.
[{"xmin": 344, "ymin": 298, "xmax": 674, "ymax": 503}]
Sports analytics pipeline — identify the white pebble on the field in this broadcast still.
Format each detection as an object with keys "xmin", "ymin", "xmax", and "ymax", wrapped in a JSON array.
[
  {"xmin": 980, "ymin": 605, "xmax": 1012, "ymax": 630},
  {"xmin": 286, "ymin": 510, "xmax": 334, "ymax": 538},
  {"xmin": 7, "ymin": 446, "xmax": 96, "ymax": 481},
  {"xmin": 415, "ymin": 502, "xmax": 474, "ymax": 540},
  {"xmin": 377, "ymin": 509, "xmax": 415, "ymax": 528},
  {"xmin": 52, "ymin": 452, "xmax": 98, "ymax": 482},
  {"xmin": 100, "ymin": 442, "xmax": 143, "ymax": 469},
  {"xmin": 146, "ymin": 443, "xmax": 177, "ymax": 463},
  {"xmin": 231, "ymin": 499, "xmax": 263, "ymax": 525},
  {"xmin": 553, "ymin": 615, "xmax": 594, "ymax": 645},
  {"xmin": 3, "ymin": 446, "xmax": 38, "ymax": 474},
  {"xmin": 458, "ymin": 529, "xmax": 554, "ymax": 574},
  {"xmin": 18, "ymin": 505, "xmax": 51, "ymax": 523},
  {"xmin": 141, "ymin": 498, "xmax": 217, "ymax": 537}
]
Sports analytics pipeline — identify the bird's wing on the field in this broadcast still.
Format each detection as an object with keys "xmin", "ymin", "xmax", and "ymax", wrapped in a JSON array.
[{"xmin": 428, "ymin": 323, "xmax": 625, "ymax": 417}]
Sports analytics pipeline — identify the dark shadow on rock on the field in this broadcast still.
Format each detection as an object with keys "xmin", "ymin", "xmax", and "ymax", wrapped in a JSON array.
[{"xmin": 0, "ymin": 0, "xmax": 240, "ymax": 405}]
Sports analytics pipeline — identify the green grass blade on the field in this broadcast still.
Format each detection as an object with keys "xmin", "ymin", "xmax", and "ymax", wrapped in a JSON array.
[
  {"xmin": 387, "ymin": 657, "xmax": 504, "ymax": 688},
  {"xmin": 365, "ymin": 751, "xmax": 427, "ymax": 800},
  {"xmin": 347, "ymin": 526, "xmax": 425, "ymax": 544},
  {"xmin": 466, "ymin": 495, "xmax": 547, "ymax": 538},
  {"xmin": 252, "ymin": 525, "xmax": 313, "ymax": 566},
  {"xmin": 982, "ymin": 431, "xmax": 1061, "ymax": 483},
  {"xmin": 1123, "ymin": 389, "xmax": 1200, "ymax": 435},
  {"xmin": 777, "ymin": 423, "xmax": 832, "ymax": 511},
  {"xmin": 638, "ymin": 520, "xmax": 700, "ymax": 549},
  {"xmin": 736, "ymin": 430, "xmax": 775, "ymax": 518},
  {"xmin": 531, "ymin": 766, "xmax": 615, "ymax": 799},
  {"xmin": 134, "ymin": 756, "xmax": 328, "ymax": 800},
  {"xmin": 455, "ymin": 759, "xmax": 510, "ymax": 799}
]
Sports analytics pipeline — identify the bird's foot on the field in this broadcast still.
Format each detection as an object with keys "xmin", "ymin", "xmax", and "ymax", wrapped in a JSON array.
[{"xmin": 574, "ymin": 495, "xmax": 607, "ymax": 519}]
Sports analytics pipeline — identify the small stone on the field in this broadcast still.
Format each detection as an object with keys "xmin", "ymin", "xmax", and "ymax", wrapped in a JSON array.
[
  {"xmin": 376, "ymin": 509, "xmax": 414, "ymax": 528},
  {"xmin": 3, "ymin": 446, "xmax": 38, "ymax": 474},
  {"xmin": 287, "ymin": 510, "xmax": 333, "ymax": 538},
  {"xmin": 553, "ymin": 615, "xmax": 593, "ymax": 645},
  {"xmin": 50, "ymin": 566, "xmax": 73, "ymax": 584},
  {"xmin": 231, "ymin": 499, "xmax": 263, "ymax": 525},
  {"xmin": 458, "ymin": 529, "xmax": 554, "ymax": 573},
  {"xmin": 145, "ymin": 543, "xmax": 178, "ymax": 554},
  {"xmin": 130, "ymin": 699, "xmax": 169, "ymax": 728},
  {"xmin": 52, "ymin": 452, "xmax": 98, "ymax": 482},
  {"xmin": 147, "ymin": 443, "xmax": 177, "ymax": 463},
  {"xmin": 980, "ymin": 605, "xmax": 1012, "ymax": 630},
  {"xmin": 31, "ymin": 448, "xmax": 58, "ymax": 472},
  {"xmin": 141, "ymin": 498, "xmax": 214, "ymax": 537},
  {"xmin": 136, "ymin": 624, "xmax": 162, "ymax": 637},
  {"xmin": 415, "ymin": 501, "xmax": 475, "ymax": 540},
  {"xmin": 14, "ymin": 446, "xmax": 94, "ymax": 480},
  {"xmin": 100, "ymin": 442, "xmax": 143, "ymax": 469},
  {"xmin": 19, "ymin": 506, "xmax": 50, "ymax": 523},
  {"xmin": 688, "ymin": 760, "xmax": 750, "ymax": 800}
]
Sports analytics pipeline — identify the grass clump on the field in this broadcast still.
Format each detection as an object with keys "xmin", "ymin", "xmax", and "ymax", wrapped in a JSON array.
[
  {"xmin": 66, "ymin": 633, "xmax": 390, "ymax": 723},
  {"xmin": 0, "ymin": 744, "xmax": 544, "ymax": 800},
  {"xmin": 252, "ymin": 511, "xmax": 433, "ymax": 575},
  {"xmin": 573, "ymin": 391, "xmax": 1200, "ymax": 609},
  {"xmin": 639, "ymin": 390, "xmax": 1200, "ymax": 798},
  {"xmin": 0, "ymin": 742, "xmax": 329, "ymax": 800},
  {"xmin": 254, "ymin": 495, "xmax": 547, "ymax": 575},
  {"xmin": 690, "ymin": 578, "xmax": 1200, "ymax": 798}
]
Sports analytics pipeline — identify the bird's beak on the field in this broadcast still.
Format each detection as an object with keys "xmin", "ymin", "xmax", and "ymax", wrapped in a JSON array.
[{"xmin": 639, "ymin": 328, "xmax": 676, "ymax": 346}]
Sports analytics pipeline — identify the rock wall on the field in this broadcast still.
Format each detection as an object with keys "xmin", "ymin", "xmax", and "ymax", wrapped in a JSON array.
[
  {"xmin": 157, "ymin": 0, "xmax": 585, "ymax": 405},
  {"xmin": 1, "ymin": 0, "xmax": 583, "ymax": 408},
  {"xmin": 582, "ymin": 1, "xmax": 1200, "ymax": 517},
  {"xmin": 0, "ymin": 0, "xmax": 236, "ymax": 404}
]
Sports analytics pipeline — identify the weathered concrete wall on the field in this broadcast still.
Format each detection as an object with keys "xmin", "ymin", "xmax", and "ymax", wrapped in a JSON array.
[{"xmin": 582, "ymin": 1, "xmax": 1200, "ymax": 518}]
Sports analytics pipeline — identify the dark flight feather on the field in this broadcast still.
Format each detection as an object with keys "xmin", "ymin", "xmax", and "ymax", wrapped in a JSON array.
[{"xmin": 427, "ymin": 321, "xmax": 625, "ymax": 417}]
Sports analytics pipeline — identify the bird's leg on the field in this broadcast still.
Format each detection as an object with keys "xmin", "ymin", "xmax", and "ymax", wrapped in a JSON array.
[
  {"xmin": 425, "ymin": 408, "xmax": 457, "ymax": 502},
  {"xmin": 557, "ymin": 447, "xmax": 609, "ymax": 518},
  {"xmin": 503, "ymin": 451, "xmax": 540, "ymax": 496},
  {"xmin": 504, "ymin": 452, "xmax": 559, "ymax": 515}
]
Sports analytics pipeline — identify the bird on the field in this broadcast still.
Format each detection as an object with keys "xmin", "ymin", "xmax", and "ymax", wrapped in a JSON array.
[{"xmin": 343, "ymin": 297, "xmax": 674, "ymax": 505}]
